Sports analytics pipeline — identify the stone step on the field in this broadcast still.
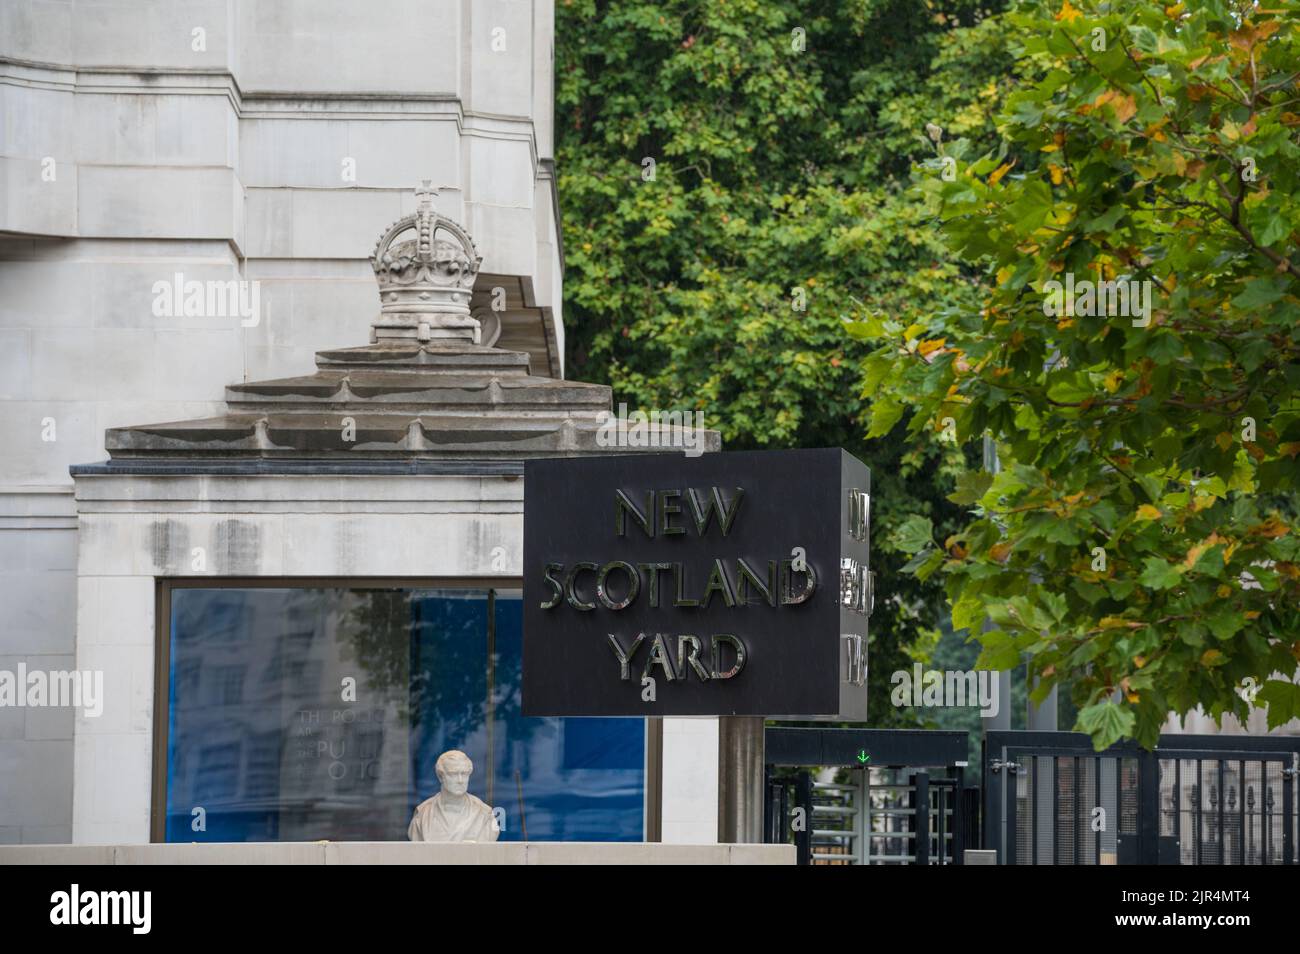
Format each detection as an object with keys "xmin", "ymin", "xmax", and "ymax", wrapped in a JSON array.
[
  {"xmin": 315, "ymin": 343, "xmax": 534, "ymax": 375},
  {"xmin": 224, "ymin": 372, "xmax": 611, "ymax": 410},
  {"xmin": 104, "ymin": 413, "xmax": 702, "ymax": 459}
]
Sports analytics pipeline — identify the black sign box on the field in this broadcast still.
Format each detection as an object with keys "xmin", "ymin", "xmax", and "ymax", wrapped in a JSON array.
[{"xmin": 522, "ymin": 448, "xmax": 871, "ymax": 717}]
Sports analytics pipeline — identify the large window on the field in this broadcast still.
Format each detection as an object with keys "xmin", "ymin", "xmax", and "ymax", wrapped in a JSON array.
[{"xmin": 160, "ymin": 584, "xmax": 646, "ymax": 842}]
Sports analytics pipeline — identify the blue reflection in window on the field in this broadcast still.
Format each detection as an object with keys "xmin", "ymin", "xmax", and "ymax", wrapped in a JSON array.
[
  {"xmin": 485, "ymin": 593, "xmax": 644, "ymax": 841},
  {"xmin": 165, "ymin": 587, "xmax": 643, "ymax": 842}
]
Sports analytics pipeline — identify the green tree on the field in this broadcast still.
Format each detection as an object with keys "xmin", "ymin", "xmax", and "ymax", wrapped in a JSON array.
[
  {"xmin": 556, "ymin": 0, "xmax": 1015, "ymax": 722},
  {"xmin": 862, "ymin": 0, "xmax": 1300, "ymax": 747}
]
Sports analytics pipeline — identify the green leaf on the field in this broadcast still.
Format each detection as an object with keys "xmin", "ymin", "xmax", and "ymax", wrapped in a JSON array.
[
  {"xmin": 975, "ymin": 629, "xmax": 1021, "ymax": 670},
  {"xmin": 1231, "ymin": 278, "xmax": 1287, "ymax": 311},
  {"xmin": 1084, "ymin": 205, "xmax": 1126, "ymax": 232},
  {"xmin": 914, "ymin": 549, "xmax": 945, "ymax": 582},
  {"xmin": 1256, "ymin": 680, "xmax": 1300, "ymax": 731},
  {"xmin": 866, "ymin": 397, "xmax": 905, "ymax": 438},
  {"xmin": 947, "ymin": 470, "xmax": 994, "ymax": 506},
  {"xmin": 1257, "ymin": 214, "xmax": 1289, "ymax": 248},
  {"xmin": 952, "ymin": 591, "xmax": 986, "ymax": 632},
  {"xmin": 860, "ymin": 354, "xmax": 889, "ymax": 397},
  {"xmin": 1077, "ymin": 701, "xmax": 1136, "ymax": 750},
  {"xmin": 1046, "ymin": 375, "xmax": 1092, "ymax": 403},
  {"xmin": 893, "ymin": 515, "xmax": 935, "ymax": 555},
  {"xmin": 1139, "ymin": 557, "xmax": 1182, "ymax": 590},
  {"xmin": 1205, "ymin": 607, "xmax": 1245, "ymax": 641}
]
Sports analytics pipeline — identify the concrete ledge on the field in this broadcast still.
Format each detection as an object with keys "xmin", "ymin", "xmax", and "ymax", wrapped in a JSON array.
[{"xmin": 0, "ymin": 842, "xmax": 795, "ymax": 865}]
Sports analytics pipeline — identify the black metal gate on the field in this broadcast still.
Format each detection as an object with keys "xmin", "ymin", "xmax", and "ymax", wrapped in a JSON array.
[
  {"xmin": 985, "ymin": 731, "xmax": 1299, "ymax": 865},
  {"xmin": 764, "ymin": 727, "xmax": 976, "ymax": 864}
]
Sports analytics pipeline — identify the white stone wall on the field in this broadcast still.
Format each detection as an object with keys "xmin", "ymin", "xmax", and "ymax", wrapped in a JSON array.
[
  {"xmin": 70, "ymin": 473, "xmax": 722, "ymax": 844},
  {"xmin": 660, "ymin": 717, "xmax": 720, "ymax": 844},
  {"xmin": 71, "ymin": 473, "xmax": 525, "ymax": 843},
  {"xmin": 0, "ymin": 488, "xmax": 77, "ymax": 843},
  {"xmin": 0, "ymin": 0, "xmax": 563, "ymax": 843}
]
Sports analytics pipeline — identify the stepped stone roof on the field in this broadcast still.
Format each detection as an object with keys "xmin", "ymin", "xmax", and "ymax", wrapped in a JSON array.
[{"xmin": 99, "ymin": 183, "xmax": 718, "ymax": 466}]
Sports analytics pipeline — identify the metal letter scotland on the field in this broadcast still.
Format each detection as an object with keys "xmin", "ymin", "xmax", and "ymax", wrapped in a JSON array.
[{"xmin": 522, "ymin": 448, "xmax": 871, "ymax": 718}]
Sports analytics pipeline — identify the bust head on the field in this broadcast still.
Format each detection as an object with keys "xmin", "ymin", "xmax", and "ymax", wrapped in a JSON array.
[{"xmin": 435, "ymin": 750, "xmax": 473, "ymax": 797}]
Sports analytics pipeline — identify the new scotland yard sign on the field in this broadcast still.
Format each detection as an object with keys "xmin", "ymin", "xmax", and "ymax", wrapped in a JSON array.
[{"xmin": 522, "ymin": 448, "xmax": 871, "ymax": 717}]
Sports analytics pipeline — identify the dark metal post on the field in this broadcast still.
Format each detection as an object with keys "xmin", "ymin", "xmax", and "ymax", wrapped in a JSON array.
[
  {"xmin": 914, "ymin": 771, "xmax": 930, "ymax": 866},
  {"xmin": 1073, "ymin": 756, "xmax": 1082, "ymax": 865},
  {"xmin": 1094, "ymin": 756, "xmax": 1102, "ymax": 865},
  {"xmin": 1284, "ymin": 756, "xmax": 1295, "ymax": 864},
  {"xmin": 795, "ymin": 770, "xmax": 813, "ymax": 866},
  {"xmin": 1238, "ymin": 759, "xmax": 1246, "ymax": 866},
  {"xmin": 1140, "ymin": 750, "xmax": 1160, "ymax": 865}
]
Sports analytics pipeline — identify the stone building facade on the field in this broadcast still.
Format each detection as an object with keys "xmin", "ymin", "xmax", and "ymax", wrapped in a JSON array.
[{"xmin": 1, "ymin": 1, "xmax": 734, "ymax": 847}]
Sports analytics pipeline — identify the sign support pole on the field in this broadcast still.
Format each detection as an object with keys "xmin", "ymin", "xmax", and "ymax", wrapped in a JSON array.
[{"xmin": 718, "ymin": 715, "xmax": 765, "ymax": 843}]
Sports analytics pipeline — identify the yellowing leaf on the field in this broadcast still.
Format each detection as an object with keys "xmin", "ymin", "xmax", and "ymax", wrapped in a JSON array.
[
  {"xmin": 1201, "ymin": 649, "xmax": 1226, "ymax": 667},
  {"xmin": 1180, "ymin": 532, "xmax": 1221, "ymax": 566},
  {"xmin": 1093, "ymin": 89, "xmax": 1138, "ymax": 124},
  {"xmin": 1256, "ymin": 20, "xmax": 1283, "ymax": 40},
  {"xmin": 1136, "ymin": 504, "xmax": 1163, "ymax": 521},
  {"xmin": 1252, "ymin": 516, "xmax": 1290, "ymax": 539},
  {"xmin": 918, "ymin": 338, "xmax": 947, "ymax": 356},
  {"xmin": 1049, "ymin": 165, "xmax": 1064, "ymax": 185},
  {"xmin": 1056, "ymin": 0, "xmax": 1082, "ymax": 22},
  {"xmin": 1232, "ymin": 20, "xmax": 1282, "ymax": 50},
  {"xmin": 988, "ymin": 161, "xmax": 1014, "ymax": 186}
]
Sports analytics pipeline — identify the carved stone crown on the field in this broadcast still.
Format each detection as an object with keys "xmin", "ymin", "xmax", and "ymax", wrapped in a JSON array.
[{"xmin": 371, "ymin": 181, "xmax": 483, "ymax": 343}]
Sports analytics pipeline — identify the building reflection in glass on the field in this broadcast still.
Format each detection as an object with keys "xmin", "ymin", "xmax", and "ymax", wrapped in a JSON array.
[{"xmin": 165, "ymin": 587, "xmax": 644, "ymax": 842}]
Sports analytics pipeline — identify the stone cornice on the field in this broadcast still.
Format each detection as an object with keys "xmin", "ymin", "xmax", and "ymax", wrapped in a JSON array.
[
  {"xmin": 0, "ymin": 58, "xmax": 545, "ymax": 175},
  {"xmin": 0, "ymin": 58, "xmax": 543, "ymax": 161}
]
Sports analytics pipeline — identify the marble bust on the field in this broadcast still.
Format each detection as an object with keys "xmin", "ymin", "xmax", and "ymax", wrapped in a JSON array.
[{"xmin": 408, "ymin": 750, "xmax": 500, "ymax": 843}]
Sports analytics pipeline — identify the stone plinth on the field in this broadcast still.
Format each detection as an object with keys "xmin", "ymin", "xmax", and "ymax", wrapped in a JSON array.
[{"xmin": 0, "ymin": 841, "xmax": 794, "ymax": 865}]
